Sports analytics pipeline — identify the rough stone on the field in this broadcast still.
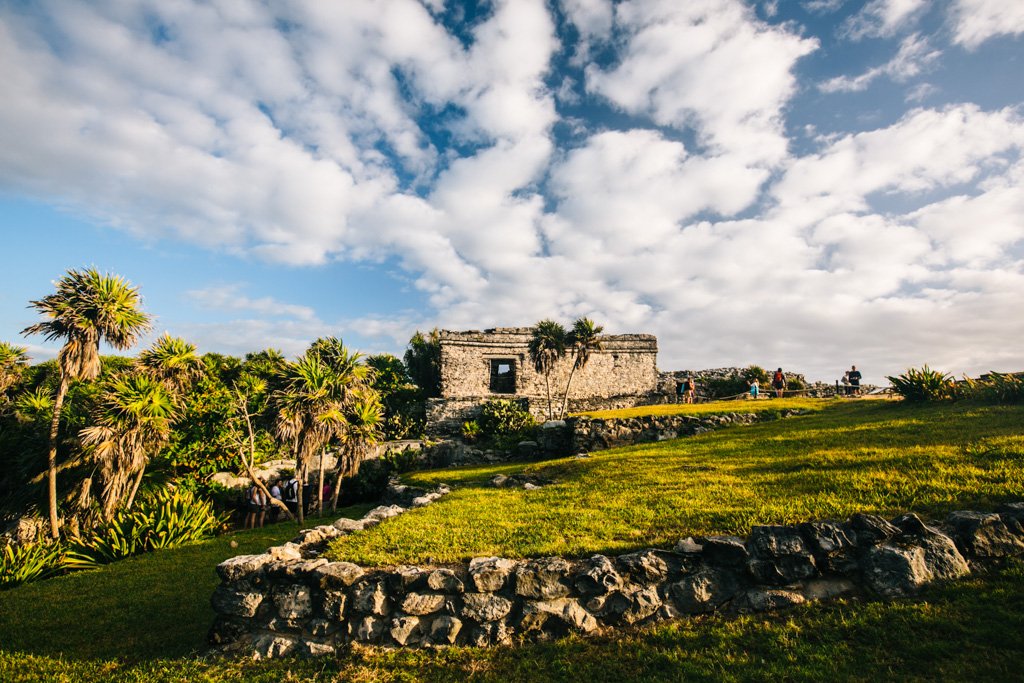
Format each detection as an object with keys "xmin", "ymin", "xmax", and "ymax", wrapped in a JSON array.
[
  {"xmin": 365, "ymin": 504, "xmax": 406, "ymax": 522},
  {"xmin": 746, "ymin": 525, "xmax": 817, "ymax": 585},
  {"xmin": 251, "ymin": 633, "xmax": 299, "ymax": 659},
  {"xmin": 800, "ymin": 578, "xmax": 858, "ymax": 601},
  {"xmin": 208, "ymin": 615, "xmax": 249, "ymax": 646},
  {"xmin": 352, "ymin": 579, "xmax": 391, "ymax": 616},
  {"xmin": 386, "ymin": 566, "xmax": 427, "ymax": 594},
  {"xmin": 303, "ymin": 641, "xmax": 336, "ymax": 657},
  {"xmin": 267, "ymin": 543, "xmax": 304, "ymax": 562},
  {"xmin": 429, "ymin": 615, "xmax": 463, "ymax": 645},
  {"xmin": 427, "ymin": 568, "xmax": 465, "ymax": 593},
  {"xmin": 211, "ymin": 585, "xmax": 264, "ymax": 618},
  {"xmin": 352, "ymin": 615, "xmax": 386, "ymax": 643},
  {"xmin": 469, "ymin": 556, "xmax": 518, "ymax": 592},
  {"xmin": 314, "ymin": 561, "xmax": 365, "ymax": 588},
  {"xmin": 667, "ymin": 566, "xmax": 742, "ymax": 614},
  {"xmin": 574, "ymin": 555, "xmax": 623, "ymax": 597},
  {"xmin": 308, "ymin": 618, "xmax": 337, "ymax": 638},
  {"xmin": 469, "ymin": 621, "xmax": 514, "ymax": 647},
  {"xmin": 700, "ymin": 535, "xmax": 750, "ymax": 566},
  {"xmin": 273, "ymin": 584, "xmax": 313, "ymax": 620},
  {"xmin": 800, "ymin": 520, "xmax": 858, "ymax": 574},
  {"xmin": 320, "ymin": 590, "xmax": 347, "ymax": 620},
  {"xmin": 893, "ymin": 514, "xmax": 970, "ymax": 581},
  {"xmin": 390, "ymin": 615, "xmax": 424, "ymax": 646},
  {"xmin": 265, "ymin": 558, "xmax": 328, "ymax": 581},
  {"xmin": 850, "ymin": 513, "xmax": 901, "ymax": 546},
  {"xmin": 733, "ymin": 588, "xmax": 805, "ymax": 613},
  {"xmin": 588, "ymin": 585, "xmax": 661, "ymax": 625},
  {"xmin": 216, "ymin": 553, "xmax": 274, "ymax": 582},
  {"xmin": 461, "ymin": 593, "xmax": 514, "ymax": 622},
  {"xmin": 863, "ymin": 544, "xmax": 932, "ymax": 598},
  {"xmin": 515, "ymin": 557, "xmax": 573, "ymax": 599},
  {"xmin": 332, "ymin": 518, "xmax": 366, "ymax": 533},
  {"xmin": 520, "ymin": 598, "xmax": 598, "ymax": 634},
  {"xmin": 401, "ymin": 592, "xmax": 447, "ymax": 616},
  {"xmin": 945, "ymin": 510, "xmax": 1024, "ymax": 558},
  {"xmin": 674, "ymin": 537, "xmax": 703, "ymax": 554},
  {"xmin": 616, "ymin": 549, "xmax": 670, "ymax": 583}
]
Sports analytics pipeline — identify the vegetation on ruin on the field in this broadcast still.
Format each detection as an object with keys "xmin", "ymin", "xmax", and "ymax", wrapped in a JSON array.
[{"xmin": 327, "ymin": 399, "xmax": 1024, "ymax": 566}]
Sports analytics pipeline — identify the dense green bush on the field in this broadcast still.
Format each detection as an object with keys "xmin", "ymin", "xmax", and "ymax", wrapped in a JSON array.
[
  {"xmin": 703, "ymin": 366, "xmax": 770, "ymax": 399},
  {"xmin": 0, "ymin": 540, "xmax": 64, "ymax": 589},
  {"xmin": 64, "ymin": 488, "xmax": 224, "ymax": 570},
  {"xmin": 888, "ymin": 366, "xmax": 958, "ymax": 402},
  {"xmin": 336, "ymin": 447, "xmax": 421, "ymax": 506},
  {"xmin": 965, "ymin": 372, "xmax": 1024, "ymax": 405},
  {"xmin": 461, "ymin": 419, "xmax": 481, "ymax": 443},
  {"xmin": 478, "ymin": 399, "xmax": 537, "ymax": 449}
]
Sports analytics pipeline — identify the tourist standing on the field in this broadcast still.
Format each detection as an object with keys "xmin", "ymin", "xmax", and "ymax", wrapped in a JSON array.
[
  {"xmin": 684, "ymin": 376, "xmax": 696, "ymax": 404},
  {"xmin": 268, "ymin": 479, "xmax": 283, "ymax": 523},
  {"xmin": 772, "ymin": 368, "xmax": 786, "ymax": 398},
  {"xmin": 283, "ymin": 475, "xmax": 299, "ymax": 516},
  {"xmin": 244, "ymin": 482, "xmax": 266, "ymax": 529},
  {"xmin": 848, "ymin": 365, "xmax": 862, "ymax": 396}
]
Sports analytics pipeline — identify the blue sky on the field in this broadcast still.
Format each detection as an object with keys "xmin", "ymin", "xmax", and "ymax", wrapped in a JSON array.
[{"xmin": 1, "ymin": 0, "xmax": 1023, "ymax": 384}]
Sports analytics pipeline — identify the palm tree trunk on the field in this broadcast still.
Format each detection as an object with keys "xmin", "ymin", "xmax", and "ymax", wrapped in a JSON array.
[
  {"xmin": 559, "ymin": 363, "xmax": 579, "ymax": 420},
  {"xmin": 317, "ymin": 451, "xmax": 326, "ymax": 516},
  {"xmin": 296, "ymin": 458, "xmax": 305, "ymax": 525},
  {"xmin": 123, "ymin": 467, "xmax": 146, "ymax": 512},
  {"xmin": 544, "ymin": 372, "xmax": 553, "ymax": 421},
  {"xmin": 46, "ymin": 376, "xmax": 69, "ymax": 539}
]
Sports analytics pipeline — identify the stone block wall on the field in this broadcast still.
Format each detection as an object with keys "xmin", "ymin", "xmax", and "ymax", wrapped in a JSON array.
[{"xmin": 210, "ymin": 501, "xmax": 1024, "ymax": 658}]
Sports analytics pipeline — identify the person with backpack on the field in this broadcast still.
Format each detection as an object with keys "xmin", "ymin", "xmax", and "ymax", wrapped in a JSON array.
[
  {"xmin": 244, "ymin": 481, "xmax": 266, "ymax": 529},
  {"xmin": 283, "ymin": 476, "xmax": 299, "ymax": 516},
  {"xmin": 268, "ymin": 479, "xmax": 283, "ymax": 523},
  {"xmin": 772, "ymin": 368, "xmax": 786, "ymax": 398}
]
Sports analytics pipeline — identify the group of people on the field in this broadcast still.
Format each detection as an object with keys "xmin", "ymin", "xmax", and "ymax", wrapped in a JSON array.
[
  {"xmin": 678, "ymin": 365, "xmax": 864, "ymax": 401},
  {"xmin": 243, "ymin": 475, "xmax": 335, "ymax": 529},
  {"xmin": 749, "ymin": 368, "xmax": 789, "ymax": 399}
]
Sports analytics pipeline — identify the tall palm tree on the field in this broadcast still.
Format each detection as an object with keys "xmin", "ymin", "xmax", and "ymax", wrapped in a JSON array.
[
  {"xmin": 0, "ymin": 342, "xmax": 30, "ymax": 402},
  {"xmin": 559, "ymin": 317, "xmax": 604, "ymax": 419},
  {"xmin": 329, "ymin": 391, "xmax": 382, "ymax": 512},
  {"xmin": 22, "ymin": 268, "xmax": 151, "ymax": 538},
  {"xmin": 79, "ymin": 373, "xmax": 175, "ymax": 521},
  {"xmin": 136, "ymin": 334, "xmax": 203, "ymax": 396},
  {"xmin": 273, "ymin": 352, "xmax": 348, "ymax": 524},
  {"xmin": 528, "ymin": 320, "xmax": 567, "ymax": 421}
]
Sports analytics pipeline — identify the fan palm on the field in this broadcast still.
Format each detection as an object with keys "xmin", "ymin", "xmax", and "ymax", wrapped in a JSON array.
[
  {"xmin": 136, "ymin": 334, "xmax": 203, "ymax": 396},
  {"xmin": 0, "ymin": 342, "xmax": 30, "ymax": 399},
  {"xmin": 559, "ymin": 317, "xmax": 604, "ymax": 419},
  {"xmin": 22, "ymin": 268, "xmax": 151, "ymax": 538},
  {"xmin": 330, "ymin": 391, "xmax": 383, "ymax": 512},
  {"xmin": 528, "ymin": 320, "xmax": 567, "ymax": 421},
  {"xmin": 79, "ymin": 373, "xmax": 176, "ymax": 521}
]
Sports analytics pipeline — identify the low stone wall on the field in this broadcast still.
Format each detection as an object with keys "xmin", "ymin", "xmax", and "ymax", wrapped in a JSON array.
[{"xmin": 209, "ymin": 502, "xmax": 1024, "ymax": 658}]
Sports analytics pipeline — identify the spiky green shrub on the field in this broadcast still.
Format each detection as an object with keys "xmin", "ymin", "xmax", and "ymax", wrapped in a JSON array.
[
  {"xmin": 64, "ymin": 488, "xmax": 223, "ymax": 570},
  {"xmin": 966, "ymin": 372, "xmax": 1024, "ymax": 405},
  {"xmin": 0, "ymin": 541, "xmax": 64, "ymax": 589},
  {"xmin": 461, "ymin": 419, "xmax": 482, "ymax": 443},
  {"xmin": 887, "ymin": 366, "xmax": 957, "ymax": 402},
  {"xmin": 478, "ymin": 399, "xmax": 537, "ymax": 449}
]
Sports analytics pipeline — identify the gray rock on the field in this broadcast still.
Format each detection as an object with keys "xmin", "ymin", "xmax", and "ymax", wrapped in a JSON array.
[
  {"xmin": 999, "ymin": 502, "xmax": 1024, "ymax": 534},
  {"xmin": 700, "ymin": 535, "xmax": 749, "ymax": 565},
  {"xmin": 849, "ymin": 513, "xmax": 901, "ymax": 545},
  {"xmin": 515, "ymin": 557, "xmax": 573, "ymax": 599},
  {"xmin": 320, "ymin": 590, "xmax": 347, "ymax": 620},
  {"xmin": 667, "ymin": 566, "xmax": 742, "ymax": 614},
  {"xmin": 800, "ymin": 578, "xmax": 857, "ymax": 601},
  {"xmin": 616, "ymin": 549, "xmax": 670, "ymax": 583},
  {"xmin": 427, "ymin": 568, "xmax": 464, "ymax": 593},
  {"xmin": 273, "ymin": 584, "xmax": 313, "ymax": 620},
  {"xmin": 314, "ymin": 561, "xmax": 365, "ymax": 588},
  {"xmin": 461, "ymin": 593, "xmax": 514, "ymax": 622},
  {"xmin": 945, "ymin": 510, "xmax": 1024, "ymax": 558},
  {"xmin": 799, "ymin": 520, "xmax": 858, "ymax": 573},
  {"xmin": 894, "ymin": 514, "xmax": 970, "ymax": 581},
  {"xmin": 746, "ymin": 525, "xmax": 817, "ymax": 585},
  {"xmin": 733, "ymin": 588, "xmax": 805, "ymax": 613},
  {"xmin": 352, "ymin": 615, "xmax": 386, "ymax": 643},
  {"xmin": 207, "ymin": 615, "xmax": 248, "ymax": 646},
  {"xmin": 469, "ymin": 557, "xmax": 518, "ymax": 592},
  {"xmin": 351, "ymin": 579, "xmax": 391, "ymax": 616},
  {"xmin": 490, "ymin": 475, "xmax": 509, "ymax": 488},
  {"xmin": 574, "ymin": 555, "xmax": 623, "ymax": 597},
  {"xmin": 308, "ymin": 619, "xmax": 337, "ymax": 637},
  {"xmin": 674, "ymin": 537, "xmax": 703, "ymax": 554},
  {"xmin": 520, "ymin": 598, "xmax": 598, "ymax": 634},
  {"xmin": 469, "ymin": 620, "xmax": 514, "ymax": 647},
  {"xmin": 365, "ymin": 504, "xmax": 406, "ymax": 522},
  {"xmin": 251, "ymin": 633, "xmax": 299, "ymax": 659},
  {"xmin": 303, "ymin": 641, "xmax": 336, "ymax": 657},
  {"xmin": 390, "ymin": 615, "xmax": 424, "ymax": 646},
  {"xmin": 216, "ymin": 553, "xmax": 273, "ymax": 582},
  {"xmin": 587, "ymin": 585, "xmax": 661, "ymax": 625},
  {"xmin": 863, "ymin": 544, "xmax": 932, "ymax": 598},
  {"xmin": 211, "ymin": 585, "xmax": 264, "ymax": 618},
  {"xmin": 429, "ymin": 615, "xmax": 463, "ymax": 645},
  {"xmin": 386, "ymin": 566, "xmax": 426, "ymax": 594},
  {"xmin": 401, "ymin": 592, "xmax": 447, "ymax": 616},
  {"xmin": 267, "ymin": 543, "xmax": 304, "ymax": 562},
  {"xmin": 332, "ymin": 518, "xmax": 366, "ymax": 533}
]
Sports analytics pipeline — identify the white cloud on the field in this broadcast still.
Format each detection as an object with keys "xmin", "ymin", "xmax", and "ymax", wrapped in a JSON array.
[
  {"xmin": 842, "ymin": 0, "xmax": 927, "ymax": 40},
  {"xmin": 949, "ymin": 0, "xmax": 1024, "ymax": 49},
  {"xmin": 819, "ymin": 33, "xmax": 940, "ymax": 93},
  {"xmin": 186, "ymin": 285, "xmax": 318, "ymax": 321}
]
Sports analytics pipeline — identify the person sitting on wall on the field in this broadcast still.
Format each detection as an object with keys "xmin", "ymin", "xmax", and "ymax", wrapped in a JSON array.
[
  {"xmin": 748, "ymin": 378, "xmax": 760, "ymax": 399},
  {"xmin": 684, "ymin": 376, "xmax": 696, "ymax": 404}
]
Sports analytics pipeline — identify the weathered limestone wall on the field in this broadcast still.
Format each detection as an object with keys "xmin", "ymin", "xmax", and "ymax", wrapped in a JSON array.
[
  {"xmin": 210, "ymin": 502, "xmax": 1024, "ymax": 658},
  {"xmin": 438, "ymin": 328, "xmax": 658, "ymax": 401}
]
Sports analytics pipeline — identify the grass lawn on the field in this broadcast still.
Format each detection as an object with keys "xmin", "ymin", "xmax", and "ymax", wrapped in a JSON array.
[
  {"xmin": 575, "ymin": 396, "xmax": 826, "ymax": 419},
  {"xmin": 328, "ymin": 400, "xmax": 1024, "ymax": 565},
  {"xmin": 1, "ymin": 399, "xmax": 1022, "ymax": 682}
]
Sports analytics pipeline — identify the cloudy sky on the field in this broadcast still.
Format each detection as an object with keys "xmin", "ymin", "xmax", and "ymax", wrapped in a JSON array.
[{"xmin": 2, "ymin": 0, "xmax": 1023, "ymax": 384}]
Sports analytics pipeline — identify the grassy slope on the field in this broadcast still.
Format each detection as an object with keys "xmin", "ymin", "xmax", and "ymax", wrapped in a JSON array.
[
  {"xmin": 1, "ymin": 400, "xmax": 1023, "ymax": 682},
  {"xmin": 575, "ymin": 396, "xmax": 825, "ymax": 419},
  {"xmin": 328, "ymin": 400, "xmax": 1024, "ymax": 565}
]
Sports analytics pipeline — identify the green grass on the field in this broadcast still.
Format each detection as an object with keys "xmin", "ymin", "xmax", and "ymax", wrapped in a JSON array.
[
  {"xmin": 326, "ymin": 400, "xmax": 1024, "ymax": 566},
  {"xmin": 2, "ymin": 561, "xmax": 1023, "ymax": 682},
  {"xmin": 575, "ymin": 396, "xmax": 826, "ymax": 419},
  {"xmin": 1, "ymin": 400, "xmax": 1022, "ymax": 682}
]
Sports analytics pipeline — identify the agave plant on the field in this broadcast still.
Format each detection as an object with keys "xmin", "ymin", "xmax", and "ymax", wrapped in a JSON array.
[
  {"xmin": 887, "ymin": 366, "xmax": 957, "ymax": 402},
  {"xmin": 0, "ymin": 541, "xmax": 64, "ymax": 589}
]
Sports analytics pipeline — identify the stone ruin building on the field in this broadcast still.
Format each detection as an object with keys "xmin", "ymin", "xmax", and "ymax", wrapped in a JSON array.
[{"xmin": 425, "ymin": 327, "xmax": 660, "ymax": 435}]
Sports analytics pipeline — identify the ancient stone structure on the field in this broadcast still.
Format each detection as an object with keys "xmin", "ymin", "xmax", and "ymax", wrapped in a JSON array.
[
  {"xmin": 209, "ymin": 502, "xmax": 1024, "ymax": 658},
  {"xmin": 426, "ymin": 328, "xmax": 659, "ymax": 435}
]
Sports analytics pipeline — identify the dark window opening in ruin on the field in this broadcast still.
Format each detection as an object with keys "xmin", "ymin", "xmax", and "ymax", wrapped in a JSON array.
[{"xmin": 489, "ymin": 359, "xmax": 516, "ymax": 394}]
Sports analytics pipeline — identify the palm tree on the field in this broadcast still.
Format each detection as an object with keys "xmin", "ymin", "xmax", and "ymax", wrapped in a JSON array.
[
  {"xmin": 79, "ymin": 373, "xmax": 175, "ymax": 521},
  {"xmin": 22, "ymin": 268, "xmax": 151, "ymax": 538},
  {"xmin": 273, "ymin": 352, "xmax": 349, "ymax": 524},
  {"xmin": 528, "ymin": 320, "xmax": 567, "ymax": 421},
  {"xmin": 559, "ymin": 317, "xmax": 604, "ymax": 419},
  {"xmin": 329, "ymin": 391, "xmax": 383, "ymax": 512},
  {"xmin": 136, "ymin": 334, "xmax": 203, "ymax": 396},
  {"xmin": 0, "ymin": 342, "xmax": 30, "ymax": 402}
]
